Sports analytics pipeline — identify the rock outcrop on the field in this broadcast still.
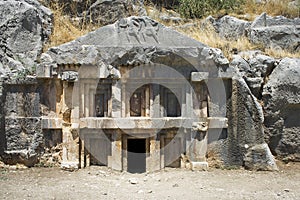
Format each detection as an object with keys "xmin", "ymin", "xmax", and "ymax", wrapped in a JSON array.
[
  {"xmin": 205, "ymin": 15, "xmax": 251, "ymax": 40},
  {"xmin": 0, "ymin": 0, "xmax": 53, "ymax": 76},
  {"xmin": 230, "ymin": 53, "xmax": 300, "ymax": 162},
  {"xmin": 86, "ymin": 0, "xmax": 146, "ymax": 26},
  {"xmin": 41, "ymin": 0, "xmax": 146, "ymax": 26},
  {"xmin": 205, "ymin": 13, "xmax": 300, "ymax": 52},
  {"xmin": 262, "ymin": 58, "xmax": 300, "ymax": 161},
  {"xmin": 0, "ymin": 78, "xmax": 42, "ymax": 167},
  {"xmin": 0, "ymin": 0, "xmax": 53, "ymax": 167},
  {"xmin": 249, "ymin": 13, "xmax": 300, "ymax": 51},
  {"xmin": 208, "ymin": 74, "xmax": 278, "ymax": 171},
  {"xmin": 230, "ymin": 52, "xmax": 277, "ymax": 98}
]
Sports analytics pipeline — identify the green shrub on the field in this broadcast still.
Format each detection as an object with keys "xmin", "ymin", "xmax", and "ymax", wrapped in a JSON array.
[{"xmin": 179, "ymin": 0, "xmax": 244, "ymax": 18}]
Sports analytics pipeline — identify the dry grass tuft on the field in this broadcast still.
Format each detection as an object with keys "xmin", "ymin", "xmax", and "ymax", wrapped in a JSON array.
[
  {"xmin": 265, "ymin": 48, "xmax": 300, "ymax": 59},
  {"xmin": 176, "ymin": 22, "xmax": 300, "ymax": 59},
  {"xmin": 175, "ymin": 22, "xmax": 260, "ymax": 60},
  {"xmin": 44, "ymin": 3, "xmax": 95, "ymax": 51},
  {"xmin": 242, "ymin": 0, "xmax": 300, "ymax": 19}
]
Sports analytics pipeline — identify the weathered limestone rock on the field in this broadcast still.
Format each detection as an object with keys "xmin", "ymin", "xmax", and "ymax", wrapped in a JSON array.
[
  {"xmin": 1, "ymin": 80, "xmax": 42, "ymax": 167},
  {"xmin": 230, "ymin": 53, "xmax": 277, "ymax": 98},
  {"xmin": 0, "ymin": 78, "xmax": 5, "ymax": 156},
  {"xmin": 146, "ymin": 8, "xmax": 183, "ymax": 24},
  {"xmin": 249, "ymin": 13, "xmax": 300, "ymax": 51},
  {"xmin": 205, "ymin": 15, "xmax": 251, "ymax": 40},
  {"xmin": 0, "ymin": 0, "xmax": 53, "ymax": 73},
  {"xmin": 1, "ymin": 13, "xmax": 279, "ymax": 171},
  {"xmin": 226, "ymin": 77, "xmax": 277, "ymax": 170},
  {"xmin": 42, "ymin": 0, "xmax": 146, "ymax": 23},
  {"xmin": 87, "ymin": 0, "xmax": 135, "ymax": 25},
  {"xmin": 262, "ymin": 58, "xmax": 300, "ymax": 161},
  {"xmin": 0, "ymin": 0, "xmax": 52, "ymax": 167},
  {"xmin": 206, "ymin": 75, "xmax": 278, "ymax": 171},
  {"xmin": 203, "ymin": 13, "xmax": 299, "ymax": 52},
  {"xmin": 244, "ymin": 143, "xmax": 278, "ymax": 171}
]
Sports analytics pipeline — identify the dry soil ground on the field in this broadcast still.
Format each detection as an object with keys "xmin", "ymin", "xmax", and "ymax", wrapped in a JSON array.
[{"xmin": 0, "ymin": 162, "xmax": 299, "ymax": 200}]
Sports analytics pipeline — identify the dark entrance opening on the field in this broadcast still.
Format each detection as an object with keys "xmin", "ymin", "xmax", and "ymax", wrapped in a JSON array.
[{"xmin": 127, "ymin": 139, "xmax": 146, "ymax": 173}]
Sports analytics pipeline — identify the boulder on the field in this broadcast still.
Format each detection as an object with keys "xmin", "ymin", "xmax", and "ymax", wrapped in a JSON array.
[
  {"xmin": 86, "ymin": 0, "xmax": 147, "ymax": 26},
  {"xmin": 262, "ymin": 58, "xmax": 300, "ymax": 161},
  {"xmin": 205, "ymin": 15, "xmax": 251, "ymax": 40},
  {"xmin": 86, "ymin": 0, "xmax": 134, "ymax": 26},
  {"xmin": 249, "ymin": 13, "xmax": 300, "ymax": 51},
  {"xmin": 0, "ymin": 0, "xmax": 53, "ymax": 75},
  {"xmin": 244, "ymin": 143, "xmax": 278, "ymax": 171}
]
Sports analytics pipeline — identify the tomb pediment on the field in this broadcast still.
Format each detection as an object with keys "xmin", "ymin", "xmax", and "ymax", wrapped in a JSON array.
[{"xmin": 38, "ymin": 16, "xmax": 231, "ymax": 80}]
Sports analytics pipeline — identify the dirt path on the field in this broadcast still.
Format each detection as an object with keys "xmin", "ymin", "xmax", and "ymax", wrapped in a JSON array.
[{"xmin": 0, "ymin": 162, "xmax": 299, "ymax": 200}]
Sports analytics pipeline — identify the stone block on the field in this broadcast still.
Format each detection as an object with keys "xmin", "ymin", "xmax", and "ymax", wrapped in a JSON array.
[
  {"xmin": 191, "ymin": 161, "xmax": 208, "ymax": 171},
  {"xmin": 191, "ymin": 72, "xmax": 209, "ymax": 82}
]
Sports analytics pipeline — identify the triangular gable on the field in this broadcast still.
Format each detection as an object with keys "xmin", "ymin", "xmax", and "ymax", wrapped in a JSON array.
[{"xmin": 57, "ymin": 16, "xmax": 207, "ymax": 49}]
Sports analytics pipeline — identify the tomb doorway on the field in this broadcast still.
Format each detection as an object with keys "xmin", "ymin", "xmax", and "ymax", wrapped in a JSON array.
[{"xmin": 127, "ymin": 139, "xmax": 146, "ymax": 173}]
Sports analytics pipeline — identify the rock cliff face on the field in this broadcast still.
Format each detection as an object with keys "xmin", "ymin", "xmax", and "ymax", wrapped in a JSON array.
[
  {"xmin": 210, "ymin": 12, "xmax": 300, "ymax": 161},
  {"xmin": 0, "ymin": 78, "xmax": 42, "ymax": 167},
  {"xmin": 0, "ymin": 0, "xmax": 53, "ymax": 166},
  {"xmin": 0, "ymin": 0, "xmax": 53, "ymax": 76},
  {"xmin": 230, "ymin": 52, "xmax": 300, "ymax": 161},
  {"xmin": 263, "ymin": 58, "xmax": 300, "ymax": 161},
  {"xmin": 230, "ymin": 52, "xmax": 277, "ymax": 99}
]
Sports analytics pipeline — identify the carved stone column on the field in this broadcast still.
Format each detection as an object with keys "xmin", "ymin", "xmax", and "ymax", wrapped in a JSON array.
[
  {"xmin": 61, "ymin": 81, "xmax": 80, "ymax": 169},
  {"xmin": 147, "ymin": 135, "xmax": 161, "ymax": 172},
  {"xmin": 109, "ymin": 130, "xmax": 122, "ymax": 171}
]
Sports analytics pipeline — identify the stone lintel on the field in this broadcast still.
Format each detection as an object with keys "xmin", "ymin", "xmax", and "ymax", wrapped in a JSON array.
[
  {"xmin": 42, "ymin": 117, "xmax": 227, "ymax": 130},
  {"xmin": 79, "ymin": 117, "xmax": 205, "ymax": 129},
  {"xmin": 191, "ymin": 72, "xmax": 209, "ymax": 82}
]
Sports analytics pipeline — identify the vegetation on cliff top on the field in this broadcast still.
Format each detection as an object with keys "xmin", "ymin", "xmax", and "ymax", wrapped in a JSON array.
[{"xmin": 44, "ymin": 0, "xmax": 300, "ymax": 59}]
